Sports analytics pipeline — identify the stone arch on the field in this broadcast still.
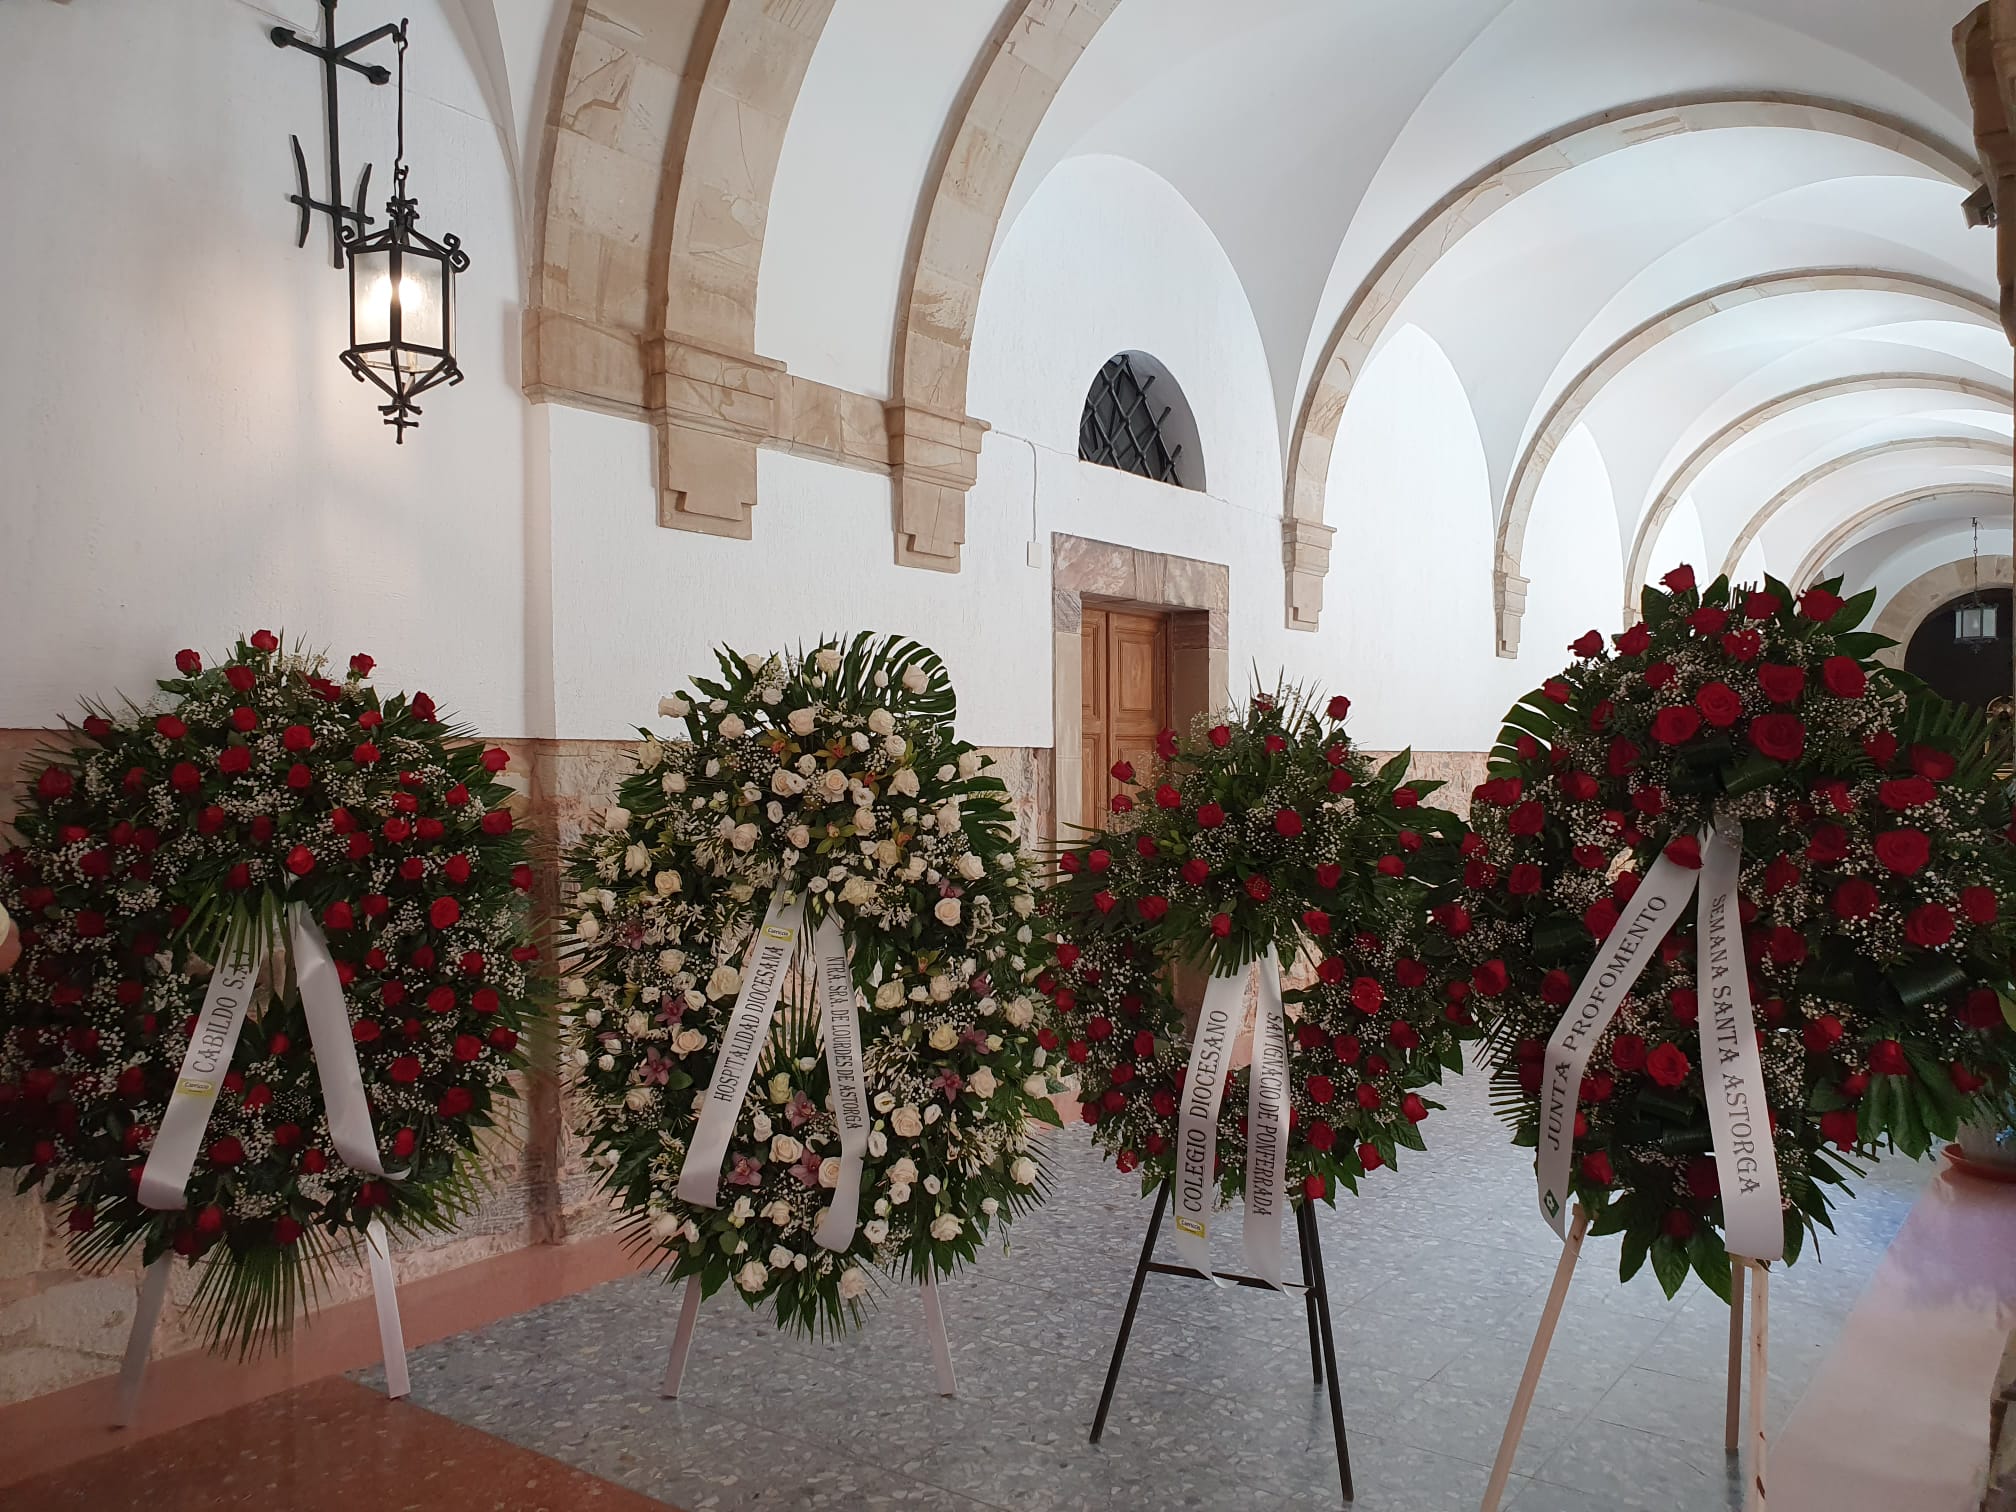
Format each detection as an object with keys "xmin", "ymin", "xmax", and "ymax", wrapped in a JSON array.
[
  {"xmin": 1282, "ymin": 93, "xmax": 1977, "ymax": 632},
  {"xmin": 886, "ymin": 0, "xmax": 1120, "ymax": 570},
  {"xmin": 1493, "ymin": 271, "xmax": 1996, "ymax": 655},
  {"xmin": 522, "ymin": 0, "xmax": 837, "ymax": 536},
  {"xmin": 1789, "ymin": 483, "xmax": 2013, "ymax": 589},
  {"xmin": 1624, "ymin": 374, "xmax": 2013, "ymax": 618},
  {"xmin": 1717, "ymin": 434, "xmax": 2014, "ymax": 580},
  {"xmin": 1872, "ymin": 553, "xmax": 2016, "ymax": 666}
]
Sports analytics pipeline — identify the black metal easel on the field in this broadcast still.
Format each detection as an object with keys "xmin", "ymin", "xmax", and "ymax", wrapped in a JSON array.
[{"xmin": 1088, "ymin": 1181, "xmax": 1354, "ymax": 1504}]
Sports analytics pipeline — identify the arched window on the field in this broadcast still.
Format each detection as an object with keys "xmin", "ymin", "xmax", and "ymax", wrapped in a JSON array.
[{"xmin": 1078, "ymin": 352, "xmax": 1204, "ymax": 491}]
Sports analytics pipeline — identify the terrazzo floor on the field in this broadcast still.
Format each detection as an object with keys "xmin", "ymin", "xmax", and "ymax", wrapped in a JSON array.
[{"xmin": 353, "ymin": 1068, "xmax": 1932, "ymax": 1512}]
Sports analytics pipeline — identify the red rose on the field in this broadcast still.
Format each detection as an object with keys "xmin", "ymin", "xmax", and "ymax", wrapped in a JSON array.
[
  {"xmin": 1328, "ymin": 768, "xmax": 1354, "ymax": 794},
  {"xmin": 429, "ymin": 896, "xmax": 462, "ymax": 930},
  {"xmin": 1910, "ymin": 744, "xmax": 1957, "ymax": 781},
  {"xmin": 1864, "ymin": 731, "xmax": 1898, "ymax": 767},
  {"xmin": 174, "ymin": 648, "xmax": 203, "ymax": 675},
  {"xmin": 1688, "ymin": 606, "xmax": 1729, "ymax": 635},
  {"xmin": 1610, "ymin": 1034, "xmax": 1646, "ymax": 1072},
  {"xmin": 1768, "ymin": 926, "xmax": 1807, "ymax": 965},
  {"xmin": 1878, "ymin": 776, "xmax": 1934, "ymax": 810},
  {"xmin": 1650, "ymin": 706, "xmax": 1701, "ymax": 745},
  {"xmin": 1305, "ymin": 1073, "xmax": 1335, "ymax": 1105},
  {"xmin": 1905, "ymin": 903, "xmax": 1955, "ymax": 948},
  {"xmin": 1584, "ymin": 898, "xmax": 1620, "ymax": 937},
  {"xmin": 438, "ymin": 1087, "xmax": 474, "ymax": 1116},
  {"xmin": 1606, "ymin": 738, "xmax": 1640, "ymax": 776},
  {"xmin": 1570, "ymin": 630, "xmax": 1605, "ymax": 658},
  {"xmin": 1274, "ymin": 808, "xmax": 1303, "ymax": 838},
  {"xmin": 1830, "ymin": 879, "xmax": 1878, "ymax": 919},
  {"xmin": 1874, "ymin": 829, "xmax": 1930, "ymax": 875},
  {"xmin": 1507, "ymin": 800, "xmax": 1545, "ymax": 836},
  {"xmin": 1954, "ymin": 1063, "xmax": 1987, "ymax": 1095},
  {"xmin": 1472, "ymin": 959, "xmax": 1509, "ymax": 995},
  {"xmin": 1743, "ymin": 590, "xmax": 1781, "ymax": 620},
  {"xmin": 208, "ymin": 1136, "xmax": 245, "ymax": 1167},
  {"xmin": 1180, "ymin": 858, "xmax": 1209, "ymax": 886},
  {"xmin": 1208, "ymin": 725, "xmax": 1231, "ymax": 748},
  {"xmin": 1801, "ymin": 587, "xmax": 1844, "ymax": 621},
  {"xmin": 1349, "ymin": 976, "xmax": 1383, "ymax": 1014},
  {"xmin": 1756, "ymin": 663, "xmax": 1806, "ymax": 704},
  {"xmin": 1581, "ymin": 1151, "xmax": 1615, "ymax": 1185},
  {"xmin": 1087, "ymin": 848, "xmax": 1111, "ymax": 873},
  {"xmin": 1302, "ymin": 908, "xmax": 1331, "ymax": 936},
  {"xmin": 1820, "ymin": 1109, "xmax": 1859, "ymax": 1149},
  {"xmin": 1960, "ymin": 989, "xmax": 2002, "ymax": 1029},
  {"xmin": 1615, "ymin": 623, "xmax": 1652, "ymax": 656},
  {"xmin": 1314, "ymin": 862, "xmax": 1342, "ymax": 889},
  {"xmin": 1393, "ymin": 785, "xmax": 1420, "ymax": 809},
  {"xmin": 1663, "ymin": 565, "xmax": 1697, "ymax": 592},
  {"xmin": 353, "ymin": 742, "xmax": 381, "ymax": 766},
  {"xmin": 388, "ymin": 1056, "xmax": 422, "ymax": 1084},
  {"xmin": 1646, "ymin": 1043, "xmax": 1691, "ymax": 1088},
  {"xmin": 1156, "ymin": 728, "xmax": 1178, "ymax": 759},
  {"xmin": 1137, "ymin": 895, "xmax": 1169, "ymax": 923},
  {"xmin": 1092, "ymin": 891, "xmax": 1118, "ymax": 915},
  {"xmin": 1352, "ymin": 1143, "xmax": 1381, "ymax": 1174},
  {"xmin": 1670, "ymin": 988, "xmax": 1699, "ymax": 1023},
  {"xmin": 154, "ymin": 714, "xmax": 188, "ymax": 740},
  {"xmin": 1821, "ymin": 657, "xmax": 1866, "ymax": 699},
  {"xmin": 229, "ymin": 707, "xmax": 258, "ymax": 734},
  {"xmin": 480, "ymin": 747, "xmax": 511, "ymax": 773},
  {"xmin": 1196, "ymin": 802, "xmax": 1226, "ymax": 829},
  {"xmin": 346, "ymin": 652, "xmax": 374, "ymax": 676},
  {"xmin": 510, "ymin": 863, "xmax": 533, "ymax": 892},
  {"xmin": 1540, "ymin": 970, "xmax": 1574, "ymax": 1005},
  {"xmin": 1961, "ymin": 887, "xmax": 1999, "ymax": 925},
  {"xmin": 1245, "ymin": 874, "xmax": 1272, "ymax": 901},
  {"xmin": 481, "ymin": 809, "xmax": 513, "ymax": 836},
  {"xmin": 1542, "ymin": 678, "xmax": 1573, "ymax": 705},
  {"xmin": 1869, "ymin": 1040, "xmax": 1908, "ymax": 1077},
  {"xmin": 247, "ymin": 629, "xmax": 278, "ymax": 652},
  {"xmin": 1721, "ymin": 629, "xmax": 1762, "ymax": 662},
  {"xmin": 1327, "ymin": 695, "xmax": 1351, "ymax": 720},
  {"xmin": 1508, "ymin": 862, "xmax": 1543, "ymax": 895},
  {"xmin": 284, "ymin": 844, "xmax": 315, "ymax": 878},
  {"xmin": 1209, "ymin": 912, "xmax": 1232, "ymax": 938},
  {"xmin": 1111, "ymin": 794, "xmax": 1134, "ymax": 813},
  {"xmin": 1748, "ymin": 714, "xmax": 1805, "ymax": 762},
  {"xmin": 1657, "ymin": 834, "xmax": 1700, "ymax": 870}
]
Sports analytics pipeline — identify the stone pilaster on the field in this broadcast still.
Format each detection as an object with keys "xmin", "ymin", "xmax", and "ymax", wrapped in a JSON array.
[
  {"xmin": 1283, "ymin": 517, "xmax": 1336, "ymax": 631},
  {"xmin": 1495, "ymin": 561, "xmax": 1530, "ymax": 658},
  {"xmin": 647, "ymin": 335, "xmax": 786, "ymax": 539},
  {"xmin": 885, "ymin": 402, "xmax": 990, "ymax": 569}
]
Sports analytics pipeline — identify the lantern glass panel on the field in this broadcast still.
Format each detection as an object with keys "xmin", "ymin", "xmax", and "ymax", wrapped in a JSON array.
[
  {"xmin": 352, "ymin": 247, "xmax": 446, "ymax": 363},
  {"xmin": 1955, "ymin": 602, "xmax": 1998, "ymax": 643}
]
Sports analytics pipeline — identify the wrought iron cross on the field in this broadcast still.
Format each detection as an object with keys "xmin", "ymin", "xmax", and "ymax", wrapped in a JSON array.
[{"xmin": 272, "ymin": 0, "xmax": 403, "ymax": 267}]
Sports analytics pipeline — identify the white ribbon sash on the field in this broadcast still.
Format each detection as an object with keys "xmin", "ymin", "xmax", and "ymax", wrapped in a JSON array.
[
  {"xmin": 677, "ymin": 889, "xmax": 806, "ymax": 1208},
  {"xmin": 1698, "ymin": 825, "xmax": 1784, "ymax": 1261},
  {"xmin": 812, "ymin": 910, "xmax": 870, "ymax": 1251},
  {"xmin": 292, "ymin": 905, "xmax": 405, "ymax": 1179},
  {"xmin": 1535, "ymin": 824, "xmax": 1782, "ymax": 1262},
  {"xmin": 1173, "ymin": 958, "xmax": 1290, "ymax": 1286},
  {"xmin": 138, "ymin": 939, "xmax": 266, "ymax": 1211}
]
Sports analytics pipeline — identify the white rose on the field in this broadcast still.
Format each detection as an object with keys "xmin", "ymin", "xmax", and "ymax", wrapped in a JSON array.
[
  {"xmin": 730, "ymin": 1196, "xmax": 754, "ymax": 1223},
  {"xmin": 1011, "ymin": 893, "xmax": 1034, "ymax": 917},
  {"xmin": 838, "ymin": 1267, "xmax": 869, "ymax": 1301},
  {"xmin": 867, "ymin": 709, "xmax": 895, "ymax": 736},
  {"xmin": 763, "ymin": 1200, "xmax": 793, "ymax": 1227},
  {"xmin": 770, "ymin": 769, "xmax": 802, "ymax": 797},
  {"xmin": 597, "ymin": 1053, "xmax": 616, "ymax": 1071},
  {"xmin": 851, "ymin": 731, "xmax": 870, "ymax": 752},
  {"xmin": 890, "ymin": 1183, "xmax": 912, "ymax": 1205},
  {"xmin": 785, "ymin": 825, "xmax": 811, "ymax": 851},
  {"xmin": 924, "ymin": 1104, "xmax": 941, "ymax": 1125},
  {"xmin": 576, "ymin": 913, "xmax": 601, "ymax": 940},
  {"xmin": 768, "ymin": 1071, "xmax": 793, "ymax": 1103},
  {"xmin": 562, "ymin": 977, "xmax": 588, "ymax": 999},
  {"xmin": 1011, "ymin": 1157, "xmax": 1037, "ymax": 1186},
  {"xmin": 663, "ymin": 771, "xmax": 687, "ymax": 793},
  {"xmin": 888, "ymin": 1158, "xmax": 919, "ymax": 1186},
  {"xmin": 625, "ymin": 1011, "xmax": 650, "ymax": 1036},
  {"xmin": 933, "ymin": 898, "xmax": 962, "ymax": 928},
  {"xmin": 902, "ymin": 666, "xmax": 929, "ymax": 693},
  {"xmin": 657, "ymin": 949, "xmax": 686, "ymax": 974},
  {"xmin": 624, "ymin": 1086, "xmax": 655, "ymax": 1111},
  {"xmin": 852, "ymin": 807, "xmax": 876, "ymax": 836},
  {"xmin": 639, "ymin": 737, "xmax": 665, "ymax": 772},
  {"xmin": 884, "ymin": 735, "xmax": 906, "ymax": 759},
  {"xmin": 658, "ymin": 695, "xmax": 690, "ymax": 718},
  {"xmin": 706, "ymin": 963, "xmax": 741, "ymax": 1000},
  {"xmin": 936, "ymin": 800, "xmax": 962, "ymax": 834},
  {"xmin": 874, "ymin": 839, "xmax": 903, "ymax": 870},
  {"xmin": 929, "ymin": 1214, "xmax": 962, "ymax": 1241},
  {"xmin": 840, "ymin": 875, "xmax": 876, "ymax": 907},
  {"xmin": 770, "ymin": 1135, "xmax": 803, "ymax": 1164},
  {"xmin": 956, "ymin": 852, "xmax": 986, "ymax": 880},
  {"xmin": 820, "ymin": 769, "xmax": 848, "ymax": 801},
  {"xmin": 1004, "ymin": 997, "xmax": 1033, "ymax": 1028},
  {"xmin": 729, "ymin": 822, "xmax": 758, "ymax": 852},
  {"xmin": 816, "ymin": 647, "xmax": 841, "ymax": 675},
  {"xmin": 890, "ymin": 767, "xmax": 920, "ymax": 798},
  {"xmin": 892, "ymin": 1106, "xmax": 923, "ymax": 1138},
  {"xmin": 867, "ymin": 1130, "xmax": 887, "ymax": 1157},
  {"xmin": 970, "ymin": 1067, "xmax": 998, "ymax": 1099},
  {"xmin": 862, "ymin": 1219, "xmax": 889, "ymax": 1245},
  {"xmin": 605, "ymin": 806, "xmax": 630, "ymax": 832},
  {"xmin": 752, "ymin": 1113, "xmax": 774, "ymax": 1143},
  {"xmin": 788, "ymin": 708, "xmax": 816, "ymax": 736},
  {"xmin": 929, "ymin": 974, "xmax": 953, "ymax": 1002},
  {"xmin": 624, "ymin": 843, "xmax": 651, "ymax": 875},
  {"xmin": 735, "ymin": 1260, "xmax": 769, "ymax": 1293},
  {"xmin": 958, "ymin": 752, "xmax": 983, "ymax": 778},
  {"xmin": 928, "ymin": 1023, "xmax": 959, "ymax": 1052},
  {"xmin": 981, "ymin": 1197, "xmax": 999, "ymax": 1216},
  {"xmin": 764, "ymin": 1246, "xmax": 792, "ymax": 1271},
  {"xmin": 872, "ymin": 1092, "xmax": 897, "ymax": 1116},
  {"xmin": 650, "ymin": 1211, "xmax": 681, "ymax": 1239},
  {"xmin": 719, "ymin": 714, "xmax": 747, "ymax": 739},
  {"xmin": 654, "ymin": 872, "xmax": 682, "ymax": 899},
  {"xmin": 818, "ymin": 1158, "xmax": 842, "ymax": 1189},
  {"xmin": 874, "ymin": 981, "xmax": 906, "ymax": 1010}
]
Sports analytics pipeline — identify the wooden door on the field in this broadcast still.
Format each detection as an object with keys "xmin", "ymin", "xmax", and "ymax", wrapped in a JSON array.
[{"xmin": 1081, "ymin": 607, "xmax": 1171, "ymax": 830}]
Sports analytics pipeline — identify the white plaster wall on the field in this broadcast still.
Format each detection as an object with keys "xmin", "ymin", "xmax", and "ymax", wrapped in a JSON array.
[{"xmin": 0, "ymin": 0, "xmax": 531, "ymax": 735}]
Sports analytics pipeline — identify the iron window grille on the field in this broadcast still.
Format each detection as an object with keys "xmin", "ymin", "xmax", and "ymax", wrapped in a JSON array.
[{"xmin": 1080, "ymin": 354, "xmax": 1186, "ymax": 487}]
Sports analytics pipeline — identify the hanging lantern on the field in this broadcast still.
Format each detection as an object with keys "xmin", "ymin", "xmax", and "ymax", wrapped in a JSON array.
[
  {"xmin": 1954, "ymin": 516, "xmax": 1999, "ymax": 649},
  {"xmin": 340, "ymin": 25, "xmax": 467, "ymax": 441}
]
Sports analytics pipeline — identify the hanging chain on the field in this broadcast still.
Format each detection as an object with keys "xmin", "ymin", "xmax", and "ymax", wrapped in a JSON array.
[{"xmin": 392, "ymin": 20, "xmax": 410, "ymax": 194}]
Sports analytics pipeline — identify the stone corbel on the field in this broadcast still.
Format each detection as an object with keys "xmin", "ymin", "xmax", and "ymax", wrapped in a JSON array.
[
  {"xmin": 1282, "ymin": 518, "xmax": 1336, "ymax": 631},
  {"xmin": 885, "ymin": 402, "xmax": 990, "ymax": 570},
  {"xmin": 647, "ymin": 335, "xmax": 785, "ymax": 540},
  {"xmin": 1494, "ymin": 560, "xmax": 1531, "ymax": 658}
]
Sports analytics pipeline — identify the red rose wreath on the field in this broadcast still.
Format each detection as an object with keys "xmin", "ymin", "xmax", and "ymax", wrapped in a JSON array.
[
  {"xmin": 1041, "ymin": 687, "xmax": 1487, "ymax": 1220},
  {"xmin": 1470, "ymin": 570, "xmax": 2016, "ymax": 1296},
  {"xmin": 0, "ymin": 634, "xmax": 536, "ymax": 1348}
]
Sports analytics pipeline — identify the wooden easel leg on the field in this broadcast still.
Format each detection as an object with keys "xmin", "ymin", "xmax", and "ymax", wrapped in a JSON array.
[
  {"xmin": 1089, "ymin": 1181, "xmax": 1170, "ymax": 1443},
  {"xmin": 1481, "ymin": 1204, "xmax": 1590, "ymax": 1512},
  {"xmin": 659, "ymin": 1275, "xmax": 703, "ymax": 1398},
  {"xmin": 921, "ymin": 1275, "xmax": 957, "ymax": 1397},
  {"xmin": 1746, "ymin": 1261, "xmax": 1770, "ymax": 1512},
  {"xmin": 1725, "ymin": 1258, "xmax": 1746, "ymax": 1455},
  {"xmin": 365, "ymin": 1219, "xmax": 410, "ymax": 1400}
]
